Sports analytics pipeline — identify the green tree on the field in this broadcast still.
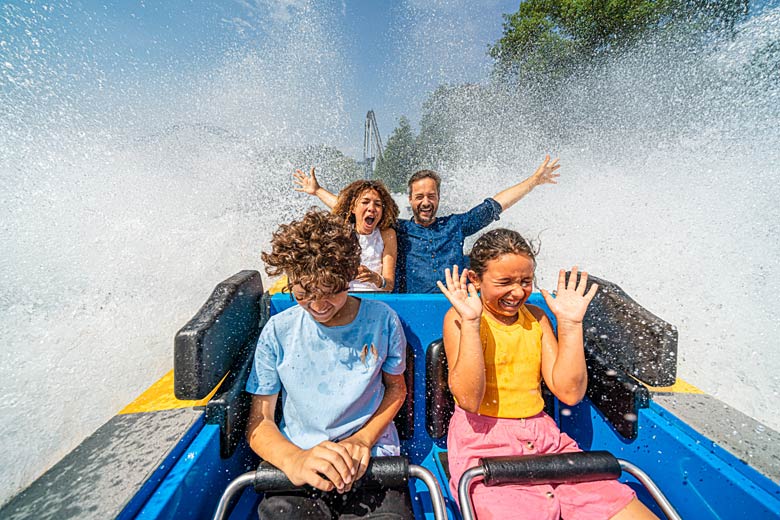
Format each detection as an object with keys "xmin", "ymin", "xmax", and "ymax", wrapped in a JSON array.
[
  {"xmin": 286, "ymin": 144, "xmax": 363, "ymax": 188},
  {"xmin": 490, "ymin": 0, "xmax": 749, "ymax": 81},
  {"xmin": 374, "ymin": 116, "xmax": 418, "ymax": 193},
  {"xmin": 416, "ymin": 86, "xmax": 460, "ymax": 169}
]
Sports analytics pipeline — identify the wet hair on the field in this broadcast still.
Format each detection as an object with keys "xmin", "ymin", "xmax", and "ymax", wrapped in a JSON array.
[
  {"xmin": 407, "ymin": 169, "xmax": 441, "ymax": 196},
  {"xmin": 468, "ymin": 228, "xmax": 539, "ymax": 278},
  {"xmin": 262, "ymin": 209, "xmax": 361, "ymax": 299},
  {"xmin": 331, "ymin": 180, "xmax": 399, "ymax": 229}
]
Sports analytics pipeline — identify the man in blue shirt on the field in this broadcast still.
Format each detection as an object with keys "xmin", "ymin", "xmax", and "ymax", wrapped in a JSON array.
[{"xmin": 294, "ymin": 155, "xmax": 560, "ymax": 292}]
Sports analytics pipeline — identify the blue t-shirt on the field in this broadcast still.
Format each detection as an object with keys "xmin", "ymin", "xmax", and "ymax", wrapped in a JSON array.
[
  {"xmin": 395, "ymin": 198, "xmax": 502, "ymax": 293},
  {"xmin": 245, "ymin": 298, "xmax": 406, "ymax": 455}
]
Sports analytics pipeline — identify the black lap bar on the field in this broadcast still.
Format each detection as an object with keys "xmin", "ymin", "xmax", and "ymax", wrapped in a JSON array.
[
  {"xmin": 253, "ymin": 456, "xmax": 410, "ymax": 492},
  {"xmin": 480, "ymin": 451, "xmax": 622, "ymax": 487}
]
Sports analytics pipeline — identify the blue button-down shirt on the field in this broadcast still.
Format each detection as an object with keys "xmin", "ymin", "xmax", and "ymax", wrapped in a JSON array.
[{"xmin": 395, "ymin": 198, "xmax": 502, "ymax": 293}]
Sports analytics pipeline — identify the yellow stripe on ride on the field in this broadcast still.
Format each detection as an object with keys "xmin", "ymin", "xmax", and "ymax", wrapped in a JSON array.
[
  {"xmin": 119, "ymin": 370, "xmax": 223, "ymax": 414},
  {"xmin": 647, "ymin": 378, "xmax": 704, "ymax": 394},
  {"xmin": 268, "ymin": 275, "xmax": 288, "ymax": 295}
]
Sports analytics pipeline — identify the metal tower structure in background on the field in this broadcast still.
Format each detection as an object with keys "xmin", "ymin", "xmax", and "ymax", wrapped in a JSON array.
[{"xmin": 362, "ymin": 110, "xmax": 383, "ymax": 179}]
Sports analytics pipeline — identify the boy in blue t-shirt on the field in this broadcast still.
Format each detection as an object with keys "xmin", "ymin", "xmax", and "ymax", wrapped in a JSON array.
[{"xmin": 245, "ymin": 209, "xmax": 412, "ymax": 519}]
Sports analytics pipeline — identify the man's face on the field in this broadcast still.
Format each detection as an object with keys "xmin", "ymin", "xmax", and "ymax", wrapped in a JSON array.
[{"xmin": 409, "ymin": 178, "xmax": 439, "ymax": 227}]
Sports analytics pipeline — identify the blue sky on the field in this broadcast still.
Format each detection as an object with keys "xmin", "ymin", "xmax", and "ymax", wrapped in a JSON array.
[
  {"xmin": 8, "ymin": 0, "xmax": 771, "ymax": 155},
  {"xmin": 1, "ymin": 0, "xmax": 519, "ymax": 154}
]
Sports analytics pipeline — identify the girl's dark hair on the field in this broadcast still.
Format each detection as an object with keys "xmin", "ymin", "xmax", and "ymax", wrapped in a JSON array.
[
  {"xmin": 262, "ymin": 209, "xmax": 360, "ymax": 298},
  {"xmin": 469, "ymin": 228, "xmax": 539, "ymax": 278},
  {"xmin": 331, "ymin": 180, "xmax": 399, "ymax": 229}
]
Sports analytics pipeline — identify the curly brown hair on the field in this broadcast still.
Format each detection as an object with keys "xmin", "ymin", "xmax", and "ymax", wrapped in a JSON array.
[
  {"xmin": 262, "ymin": 209, "xmax": 361, "ymax": 299},
  {"xmin": 469, "ymin": 228, "xmax": 539, "ymax": 278},
  {"xmin": 331, "ymin": 180, "xmax": 399, "ymax": 229}
]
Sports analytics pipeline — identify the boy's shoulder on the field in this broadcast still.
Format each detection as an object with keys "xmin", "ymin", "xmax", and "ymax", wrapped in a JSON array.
[
  {"xmin": 264, "ymin": 303, "xmax": 306, "ymax": 329},
  {"xmin": 357, "ymin": 298, "xmax": 399, "ymax": 320}
]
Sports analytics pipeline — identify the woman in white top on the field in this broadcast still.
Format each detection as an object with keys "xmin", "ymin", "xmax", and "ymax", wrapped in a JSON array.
[{"xmin": 294, "ymin": 168, "xmax": 398, "ymax": 292}]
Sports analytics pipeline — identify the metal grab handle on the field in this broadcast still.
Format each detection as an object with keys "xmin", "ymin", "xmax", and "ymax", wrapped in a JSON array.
[
  {"xmin": 458, "ymin": 452, "xmax": 682, "ymax": 520},
  {"xmin": 213, "ymin": 458, "xmax": 447, "ymax": 520}
]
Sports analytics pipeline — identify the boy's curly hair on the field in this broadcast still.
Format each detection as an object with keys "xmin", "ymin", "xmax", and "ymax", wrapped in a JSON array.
[
  {"xmin": 331, "ymin": 180, "xmax": 399, "ymax": 229},
  {"xmin": 262, "ymin": 209, "xmax": 361, "ymax": 298}
]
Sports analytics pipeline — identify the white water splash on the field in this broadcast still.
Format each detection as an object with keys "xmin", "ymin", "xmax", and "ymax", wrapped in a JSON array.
[{"xmin": 0, "ymin": 0, "xmax": 354, "ymax": 504}]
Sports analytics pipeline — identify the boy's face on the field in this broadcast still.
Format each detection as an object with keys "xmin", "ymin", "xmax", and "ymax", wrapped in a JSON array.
[{"xmin": 290, "ymin": 283, "xmax": 350, "ymax": 326}]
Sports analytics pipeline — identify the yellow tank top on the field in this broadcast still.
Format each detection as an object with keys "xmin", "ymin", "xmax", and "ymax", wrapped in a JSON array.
[{"xmin": 477, "ymin": 306, "xmax": 544, "ymax": 418}]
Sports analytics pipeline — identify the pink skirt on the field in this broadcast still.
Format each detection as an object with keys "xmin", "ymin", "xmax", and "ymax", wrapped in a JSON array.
[{"xmin": 447, "ymin": 407, "xmax": 636, "ymax": 520}]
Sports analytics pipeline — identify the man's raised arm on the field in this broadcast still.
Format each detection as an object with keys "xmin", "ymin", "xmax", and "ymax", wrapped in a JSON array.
[
  {"xmin": 491, "ymin": 155, "xmax": 560, "ymax": 211},
  {"xmin": 293, "ymin": 167, "xmax": 339, "ymax": 209}
]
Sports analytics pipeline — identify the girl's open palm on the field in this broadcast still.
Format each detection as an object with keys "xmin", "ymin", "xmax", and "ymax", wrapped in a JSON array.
[
  {"xmin": 541, "ymin": 267, "xmax": 598, "ymax": 324},
  {"xmin": 437, "ymin": 266, "xmax": 482, "ymax": 322}
]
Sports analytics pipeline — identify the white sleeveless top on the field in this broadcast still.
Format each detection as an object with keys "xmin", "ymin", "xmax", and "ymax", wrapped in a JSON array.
[{"xmin": 349, "ymin": 227, "xmax": 385, "ymax": 291}]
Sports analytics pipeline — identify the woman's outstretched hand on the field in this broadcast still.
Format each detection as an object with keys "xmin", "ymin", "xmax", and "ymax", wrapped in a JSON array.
[
  {"xmin": 437, "ymin": 265, "xmax": 482, "ymax": 322},
  {"xmin": 540, "ymin": 266, "xmax": 598, "ymax": 325},
  {"xmin": 293, "ymin": 167, "xmax": 320, "ymax": 195}
]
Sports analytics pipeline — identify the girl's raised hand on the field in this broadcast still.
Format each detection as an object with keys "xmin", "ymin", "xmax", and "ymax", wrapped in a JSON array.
[
  {"xmin": 540, "ymin": 267, "xmax": 598, "ymax": 325},
  {"xmin": 436, "ymin": 265, "xmax": 482, "ymax": 322},
  {"xmin": 293, "ymin": 167, "xmax": 320, "ymax": 195}
]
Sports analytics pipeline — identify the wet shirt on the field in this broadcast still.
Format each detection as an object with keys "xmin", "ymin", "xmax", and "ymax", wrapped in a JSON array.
[
  {"xmin": 245, "ymin": 299, "xmax": 406, "ymax": 454},
  {"xmin": 477, "ymin": 305, "xmax": 545, "ymax": 418},
  {"xmin": 395, "ymin": 198, "xmax": 502, "ymax": 293}
]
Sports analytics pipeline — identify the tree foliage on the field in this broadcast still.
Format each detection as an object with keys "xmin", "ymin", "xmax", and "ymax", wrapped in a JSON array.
[
  {"xmin": 490, "ymin": 0, "xmax": 749, "ymax": 81},
  {"xmin": 374, "ymin": 116, "xmax": 418, "ymax": 193},
  {"xmin": 416, "ymin": 86, "xmax": 460, "ymax": 169},
  {"xmin": 287, "ymin": 144, "xmax": 363, "ymax": 188}
]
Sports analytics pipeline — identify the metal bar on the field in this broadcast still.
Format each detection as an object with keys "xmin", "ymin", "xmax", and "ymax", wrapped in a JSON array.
[
  {"xmin": 457, "ymin": 466, "xmax": 485, "ymax": 520},
  {"xmin": 458, "ymin": 459, "xmax": 681, "ymax": 520},
  {"xmin": 409, "ymin": 464, "xmax": 448, "ymax": 520},
  {"xmin": 212, "ymin": 472, "xmax": 254, "ymax": 520},
  {"xmin": 215, "ymin": 465, "xmax": 448, "ymax": 520},
  {"xmin": 618, "ymin": 459, "xmax": 682, "ymax": 520}
]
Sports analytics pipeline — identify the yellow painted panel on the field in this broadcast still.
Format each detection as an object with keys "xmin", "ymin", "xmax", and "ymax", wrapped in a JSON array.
[
  {"xmin": 647, "ymin": 378, "xmax": 704, "ymax": 394},
  {"xmin": 119, "ymin": 370, "xmax": 221, "ymax": 414},
  {"xmin": 268, "ymin": 275, "xmax": 288, "ymax": 294}
]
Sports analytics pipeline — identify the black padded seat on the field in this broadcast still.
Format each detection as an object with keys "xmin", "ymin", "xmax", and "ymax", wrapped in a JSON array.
[
  {"xmin": 425, "ymin": 334, "xmax": 651, "ymax": 440},
  {"xmin": 424, "ymin": 339, "xmax": 555, "ymax": 440},
  {"xmin": 395, "ymin": 344, "xmax": 415, "ymax": 440}
]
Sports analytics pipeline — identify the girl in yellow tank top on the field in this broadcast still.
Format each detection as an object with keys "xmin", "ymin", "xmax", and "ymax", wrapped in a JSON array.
[
  {"xmin": 476, "ymin": 305, "xmax": 544, "ymax": 418},
  {"xmin": 437, "ymin": 228, "xmax": 659, "ymax": 520}
]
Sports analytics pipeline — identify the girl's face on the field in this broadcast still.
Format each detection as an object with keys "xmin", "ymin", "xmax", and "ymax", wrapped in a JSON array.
[
  {"xmin": 352, "ymin": 188, "xmax": 384, "ymax": 235},
  {"xmin": 471, "ymin": 253, "xmax": 535, "ymax": 325}
]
